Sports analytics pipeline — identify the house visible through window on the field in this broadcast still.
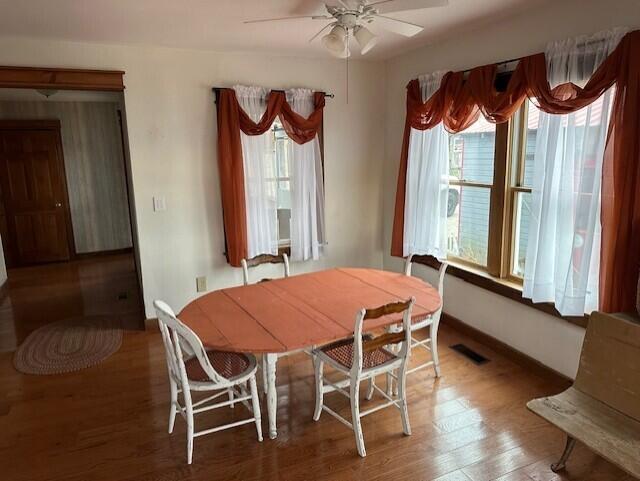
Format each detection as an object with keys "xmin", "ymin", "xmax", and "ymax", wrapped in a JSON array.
[{"xmin": 442, "ymin": 94, "xmax": 608, "ymax": 282}]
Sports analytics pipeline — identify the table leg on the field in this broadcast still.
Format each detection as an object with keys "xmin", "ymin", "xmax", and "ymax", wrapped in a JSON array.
[{"xmin": 265, "ymin": 353, "xmax": 278, "ymax": 439}]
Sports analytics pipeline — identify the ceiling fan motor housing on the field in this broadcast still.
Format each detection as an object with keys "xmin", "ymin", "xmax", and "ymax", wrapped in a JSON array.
[{"xmin": 339, "ymin": 13, "xmax": 359, "ymax": 29}]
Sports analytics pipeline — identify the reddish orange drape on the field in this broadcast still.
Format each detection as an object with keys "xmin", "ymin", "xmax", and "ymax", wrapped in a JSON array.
[
  {"xmin": 391, "ymin": 30, "xmax": 640, "ymax": 313},
  {"xmin": 216, "ymin": 89, "xmax": 325, "ymax": 267}
]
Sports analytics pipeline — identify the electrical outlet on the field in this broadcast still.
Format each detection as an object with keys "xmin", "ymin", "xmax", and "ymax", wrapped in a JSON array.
[{"xmin": 196, "ymin": 276, "xmax": 207, "ymax": 293}]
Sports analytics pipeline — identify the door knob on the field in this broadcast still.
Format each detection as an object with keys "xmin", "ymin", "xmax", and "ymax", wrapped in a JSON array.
[{"xmin": 55, "ymin": 202, "xmax": 62, "ymax": 208}]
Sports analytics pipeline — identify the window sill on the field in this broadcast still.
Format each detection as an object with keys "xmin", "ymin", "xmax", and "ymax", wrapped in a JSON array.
[{"xmin": 411, "ymin": 255, "xmax": 589, "ymax": 328}]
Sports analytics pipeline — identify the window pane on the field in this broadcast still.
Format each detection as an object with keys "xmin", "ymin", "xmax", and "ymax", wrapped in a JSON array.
[
  {"xmin": 273, "ymin": 120, "xmax": 292, "ymax": 244},
  {"xmin": 512, "ymin": 192, "xmax": 532, "ymax": 277},
  {"xmin": 276, "ymin": 138, "xmax": 290, "ymax": 178},
  {"xmin": 277, "ymin": 208, "xmax": 290, "ymax": 245},
  {"xmin": 447, "ymin": 186, "xmax": 490, "ymax": 266},
  {"xmin": 277, "ymin": 180, "xmax": 290, "ymax": 210},
  {"xmin": 277, "ymin": 180, "xmax": 291, "ymax": 245},
  {"xmin": 522, "ymin": 101, "xmax": 538, "ymax": 187},
  {"xmin": 523, "ymin": 96, "xmax": 611, "ymax": 188},
  {"xmin": 449, "ymin": 116, "xmax": 496, "ymax": 184}
]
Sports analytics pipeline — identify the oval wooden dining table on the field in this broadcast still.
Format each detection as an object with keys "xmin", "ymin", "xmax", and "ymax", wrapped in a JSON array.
[{"xmin": 179, "ymin": 267, "xmax": 441, "ymax": 439}]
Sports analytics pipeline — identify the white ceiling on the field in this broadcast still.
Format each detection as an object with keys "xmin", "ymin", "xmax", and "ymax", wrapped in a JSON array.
[{"xmin": 0, "ymin": 0, "xmax": 551, "ymax": 60}]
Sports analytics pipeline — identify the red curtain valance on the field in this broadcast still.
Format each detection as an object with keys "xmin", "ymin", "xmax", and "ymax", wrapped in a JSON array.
[
  {"xmin": 216, "ymin": 88, "xmax": 325, "ymax": 267},
  {"xmin": 392, "ymin": 29, "xmax": 640, "ymax": 313}
]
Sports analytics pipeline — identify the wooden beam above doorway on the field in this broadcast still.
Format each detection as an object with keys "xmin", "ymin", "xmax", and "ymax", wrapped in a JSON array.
[{"xmin": 0, "ymin": 66, "xmax": 124, "ymax": 91}]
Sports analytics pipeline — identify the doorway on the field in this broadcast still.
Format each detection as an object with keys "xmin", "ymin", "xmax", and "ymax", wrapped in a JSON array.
[{"xmin": 0, "ymin": 70, "xmax": 144, "ymax": 353}]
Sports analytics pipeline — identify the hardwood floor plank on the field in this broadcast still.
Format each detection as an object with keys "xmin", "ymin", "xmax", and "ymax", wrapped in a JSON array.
[
  {"xmin": 462, "ymin": 446, "xmax": 542, "ymax": 481},
  {"xmin": 432, "ymin": 470, "xmax": 474, "ymax": 481},
  {"xmin": 433, "ymin": 408, "xmax": 486, "ymax": 434}
]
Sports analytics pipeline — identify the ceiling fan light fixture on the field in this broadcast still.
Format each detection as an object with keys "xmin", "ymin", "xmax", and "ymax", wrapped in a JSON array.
[
  {"xmin": 330, "ymin": 46, "xmax": 351, "ymax": 59},
  {"xmin": 354, "ymin": 25, "xmax": 377, "ymax": 55},
  {"xmin": 322, "ymin": 25, "xmax": 347, "ymax": 54}
]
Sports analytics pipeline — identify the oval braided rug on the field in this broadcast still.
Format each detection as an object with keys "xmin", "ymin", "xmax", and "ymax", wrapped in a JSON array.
[{"xmin": 13, "ymin": 316, "xmax": 123, "ymax": 375}]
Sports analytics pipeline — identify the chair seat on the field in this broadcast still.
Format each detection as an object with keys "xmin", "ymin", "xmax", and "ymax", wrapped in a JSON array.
[
  {"xmin": 185, "ymin": 350, "xmax": 254, "ymax": 381},
  {"xmin": 318, "ymin": 337, "xmax": 397, "ymax": 371}
]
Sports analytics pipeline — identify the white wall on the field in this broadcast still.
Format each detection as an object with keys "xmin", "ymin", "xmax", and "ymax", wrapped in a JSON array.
[
  {"xmin": 382, "ymin": 0, "xmax": 640, "ymax": 378},
  {"xmin": 0, "ymin": 38, "xmax": 386, "ymax": 318}
]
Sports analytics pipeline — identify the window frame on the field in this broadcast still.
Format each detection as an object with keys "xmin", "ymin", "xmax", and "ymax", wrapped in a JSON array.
[
  {"xmin": 447, "ymin": 125, "xmax": 497, "ymax": 270},
  {"xmin": 445, "ymin": 118, "xmax": 511, "ymax": 277},
  {"xmin": 505, "ymin": 105, "xmax": 533, "ymax": 281},
  {"xmin": 265, "ymin": 119, "xmax": 326, "ymax": 254},
  {"xmin": 445, "ymin": 104, "xmax": 535, "ymax": 281},
  {"xmin": 414, "ymin": 100, "xmax": 589, "ymax": 325},
  {"xmin": 270, "ymin": 121, "xmax": 293, "ymax": 248}
]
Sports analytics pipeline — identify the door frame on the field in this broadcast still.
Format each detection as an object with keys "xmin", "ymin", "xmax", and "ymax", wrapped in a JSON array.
[
  {"xmin": 0, "ymin": 66, "xmax": 147, "ymax": 330},
  {"xmin": 0, "ymin": 119, "xmax": 76, "ymax": 267}
]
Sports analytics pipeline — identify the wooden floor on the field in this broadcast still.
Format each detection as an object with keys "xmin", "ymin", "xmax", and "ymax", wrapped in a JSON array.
[
  {"xmin": 0, "ymin": 253, "xmax": 144, "ymax": 352},
  {"xmin": 0, "ymin": 319, "xmax": 633, "ymax": 481}
]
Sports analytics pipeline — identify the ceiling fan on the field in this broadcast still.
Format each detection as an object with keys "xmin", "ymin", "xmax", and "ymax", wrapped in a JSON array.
[{"xmin": 244, "ymin": 0, "xmax": 449, "ymax": 58}]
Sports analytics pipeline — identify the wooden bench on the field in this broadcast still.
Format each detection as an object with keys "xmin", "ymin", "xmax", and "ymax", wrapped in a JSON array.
[{"xmin": 527, "ymin": 311, "xmax": 640, "ymax": 477}]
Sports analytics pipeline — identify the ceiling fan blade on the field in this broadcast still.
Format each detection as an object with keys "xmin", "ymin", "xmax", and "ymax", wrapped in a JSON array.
[
  {"xmin": 308, "ymin": 22, "xmax": 335, "ymax": 43},
  {"xmin": 372, "ymin": 14, "xmax": 423, "ymax": 36},
  {"xmin": 367, "ymin": 0, "xmax": 448, "ymax": 14},
  {"xmin": 244, "ymin": 15, "xmax": 331, "ymax": 24}
]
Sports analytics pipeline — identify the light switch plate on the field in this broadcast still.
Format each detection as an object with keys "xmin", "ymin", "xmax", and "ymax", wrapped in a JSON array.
[
  {"xmin": 153, "ymin": 196, "xmax": 166, "ymax": 212},
  {"xmin": 196, "ymin": 276, "xmax": 207, "ymax": 293}
]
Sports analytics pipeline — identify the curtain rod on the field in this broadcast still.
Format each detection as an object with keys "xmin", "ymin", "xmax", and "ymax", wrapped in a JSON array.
[
  {"xmin": 461, "ymin": 57, "xmax": 520, "ymax": 75},
  {"xmin": 461, "ymin": 37, "xmax": 609, "ymax": 75},
  {"xmin": 212, "ymin": 87, "xmax": 334, "ymax": 99}
]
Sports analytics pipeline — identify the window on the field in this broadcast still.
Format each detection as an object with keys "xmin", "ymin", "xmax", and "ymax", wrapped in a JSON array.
[
  {"xmin": 447, "ymin": 116, "xmax": 496, "ymax": 267},
  {"xmin": 509, "ymin": 101, "xmax": 536, "ymax": 278},
  {"xmin": 442, "ymin": 102, "xmax": 536, "ymax": 280},
  {"xmin": 271, "ymin": 120, "xmax": 292, "ymax": 247},
  {"xmin": 441, "ymin": 94, "xmax": 609, "ymax": 284},
  {"xmin": 267, "ymin": 119, "xmax": 326, "ymax": 249}
]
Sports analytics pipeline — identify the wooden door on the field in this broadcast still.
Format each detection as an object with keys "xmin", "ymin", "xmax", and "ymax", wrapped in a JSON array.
[{"xmin": 0, "ymin": 121, "xmax": 73, "ymax": 267}]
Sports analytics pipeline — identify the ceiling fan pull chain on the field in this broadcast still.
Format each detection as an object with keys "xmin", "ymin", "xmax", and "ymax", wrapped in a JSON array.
[{"xmin": 346, "ymin": 31, "xmax": 350, "ymax": 104}]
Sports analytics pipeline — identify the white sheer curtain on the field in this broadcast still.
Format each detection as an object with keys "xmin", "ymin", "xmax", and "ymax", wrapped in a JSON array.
[
  {"xmin": 403, "ymin": 71, "xmax": 449, "ymax": 259},
  {"xmin": 285, "ymin": 88, "xmax": 326, "ymax": 261},
  {"xmin": 523, "ymin": 28, "xmax": 627, "ymax": 315},
  {"xmin": 234, "ymin": 85, "xmax": 278, "ymax": 258}
]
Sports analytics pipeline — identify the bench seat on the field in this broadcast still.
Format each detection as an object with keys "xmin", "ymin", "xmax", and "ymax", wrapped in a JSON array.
[
  {"xmin": 528, "ymin": 387, "xmax": 640, "ymax": 477},
  {"xmin": 527, "ymin": 311, "xmax": 640, "ymax": 477}
]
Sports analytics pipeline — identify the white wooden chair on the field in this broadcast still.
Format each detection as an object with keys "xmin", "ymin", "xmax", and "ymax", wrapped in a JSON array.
[
  {"xmin": 154, "ymin": 300, "xmax": 263, "ymax": 464},
  {"xmin": 311, "ymin": 298, "xmax": 416, "ymax": 457},
  {"xmin": 240, "ymin": 252, "xmax": 290, "ymax": 286},
  {"xmin": 387, "ymin": 255, "xmax": 448, "ymax": 394},
  {"xmin": 240, "ymin": 253, "xmax": 291, "ymax": 394}
]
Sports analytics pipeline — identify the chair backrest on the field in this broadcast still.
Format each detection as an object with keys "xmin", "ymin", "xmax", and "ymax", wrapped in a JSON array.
[
  {"xmin": 352, "ymin": 298, "xmax": 415, "ymax": 376},
  {"xmin": 405, "ymin": 254, "xmax": 448, "ymax": 304},
  {"xmin": 241, "ymin": 253, "xmax": 290, "ymax": 286},
  {"xmin": 435, "ymin": 261, "xmax": 448, "ymax": 298},
  {"xmin": 154, "ymin": 300, "xmax": 226, "ymax": 386},
  {"xmin": 404, "ymin": 254, "xmax": 414, "ymax": 276},
  {"xmin": 574, "ymin": 311, "xmax": 640, "ymax": 422}
]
